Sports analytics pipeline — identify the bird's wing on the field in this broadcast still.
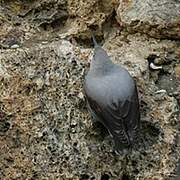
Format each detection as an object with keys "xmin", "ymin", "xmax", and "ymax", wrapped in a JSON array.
[
  {"xmin": 106, "ymin": 83, "xmax": 140, "ymax": 145},
  {"xmin": 84, "ymin": 82, "xmax": 140, "ymax": 147},
  {"xmin": 126, "ymin": 85, "xmax": 140, "ymax": 143},
  {"xmin": 84, "ymin": 90, "xmax": 131, "ymax": 147}
]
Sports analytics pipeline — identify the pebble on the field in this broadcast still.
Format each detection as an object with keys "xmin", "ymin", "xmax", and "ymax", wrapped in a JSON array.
[{"xmin": 10, "ymin": 44, "xmax": 20, "ymax": 49}]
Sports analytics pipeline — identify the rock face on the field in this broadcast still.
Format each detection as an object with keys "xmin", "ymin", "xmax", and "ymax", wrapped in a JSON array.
[
  {"xmin": 0, "ymin": 0, "xmax": 180, "ymax": 179},
  {"xmin": 0, "ymin": 37, "xmax": 179, "ymax": 179},
  {"xmin": 0, "ymin": 0, "xmax": 115, "ymax": 46},
  {"xmin": 0, "ymin": 0, "xmax": 68, "ymax": 48},
  {"xmin": 116, "ymin": 0, "xmax": 180, "ymax": 39}
]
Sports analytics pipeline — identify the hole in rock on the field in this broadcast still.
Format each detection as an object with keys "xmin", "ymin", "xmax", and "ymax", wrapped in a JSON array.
[
  {"xmin": 80, "ymin": 174, "xmax": 90, "ymax": 180},
  {"xmin": 147, "ymin": 54, "xmax": 158, "ymax": 64},
  {"xmin": 142, "ymin": 121, "xmax": 160, "ymax": 137},
  {"xmin": 74, "ymin": 35, "xmax": 104, "ymax": 48},
  {"xmin": 101, "ymin": 173, "xmax": 109, "ymax": 180},
  {"xmin": 0, "ymin": 121, "xmax": 10, "ymax": 134},
  {"xmin": 122, "ymin": 174, "xmax": 130, "ymax": 180}
]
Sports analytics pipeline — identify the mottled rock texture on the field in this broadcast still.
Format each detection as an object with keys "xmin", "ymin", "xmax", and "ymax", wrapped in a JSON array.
[
  {"xmin": 0, "ymin": 37, "xmax": 179, "ymax": 179},
  {"xmin": 116, "ymin": 0, "xmax": 180, "ymax": 39},
  {"xmin": 0, "ymin": 0, "xmax": 179, "ymax": 179},
  {"xmin": 0, "ymin": 0, "xmax": 68, "ymax": 48}
]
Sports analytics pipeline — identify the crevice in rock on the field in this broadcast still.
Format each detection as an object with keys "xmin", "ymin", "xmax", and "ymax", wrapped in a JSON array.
[
  {"xmin": 101, "ymin": 173, "xmax": 110, "ymax": 180},
  {"xmin": 0, "ymin": 111, "xmax": 11, "ymax": 135},
  {"xmin": 80, "ymin": 174, "xmax": 90, "ymax": 180},
  {"xmin": 121, "ymin": 173, "xmax": 130, "ymax": 180},
  {"xmin": 141, "ymin": 121, "xmax": 162, "ymax": 148},
  {"xmin": 74, "ymin": 35, "xmax": 105, "ymax": 48},
  {"xmin": 147, "ymin": 54, "xmax": 159, "ymax": 64},
  {"xmin": 142, "ymin": 121, "xmax": 161, "ymax": 137},
  {"xmin": 39, "ymin": 16, "xmax": 68, "ymax": 31},
  {"xmin": 73, "ymin": 8, "xmax": 118, "ymax": 48}
]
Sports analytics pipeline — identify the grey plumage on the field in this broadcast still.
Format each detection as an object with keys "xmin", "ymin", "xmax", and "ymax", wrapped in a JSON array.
[{"xmin": 84, "ymin": 35, "xmax": 140, "ymax": 154}]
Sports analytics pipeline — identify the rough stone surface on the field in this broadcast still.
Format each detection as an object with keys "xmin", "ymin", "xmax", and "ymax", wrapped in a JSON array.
[
  {"xmin": 62, "ymin": 0, "xmax": 115, "ymax": 38},
  {"xmin": 116, "ymin": 0, "xmax": 180, "ymax": 39},
  {"xmin": 1, "ymin": 0, "xmax": 179, "ymax": 41},
  {"xmin": 0, "ymin": 0, "xmax": 179, "ymax": 179},
  {"xmin": 0, "ymin": 0, "xmax": 68, "ymax": 48},
  {"xmin": 0, "ymin": 0, "xmax": 115, "ymax": 46},
  {"xmin": 0, "ymin": 37, "xmax": 179, "ymax": 179}
]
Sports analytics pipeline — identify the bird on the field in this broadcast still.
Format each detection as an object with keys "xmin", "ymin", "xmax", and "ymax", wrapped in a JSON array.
[{"xmin": 83, "ymin": 34, "xmax": 140, "ymax": 154}]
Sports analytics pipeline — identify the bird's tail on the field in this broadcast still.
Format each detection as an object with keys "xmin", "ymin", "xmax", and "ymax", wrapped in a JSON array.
[{"xmin": 91, "ymin": 33, "xmax": 99, "ymax": 48}]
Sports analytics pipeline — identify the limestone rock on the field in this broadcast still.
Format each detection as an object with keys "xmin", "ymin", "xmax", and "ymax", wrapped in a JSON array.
[
  {"xmin": 116, "ymin": 0, "xmax": 180, "ymax": 39},
  {"xmin": 0, "ymin": 38, "xmax": 179, "ymax": 179},
  {"xmin": 0, "ymin": 0, "xmax": 179, "ymax": 179}
]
